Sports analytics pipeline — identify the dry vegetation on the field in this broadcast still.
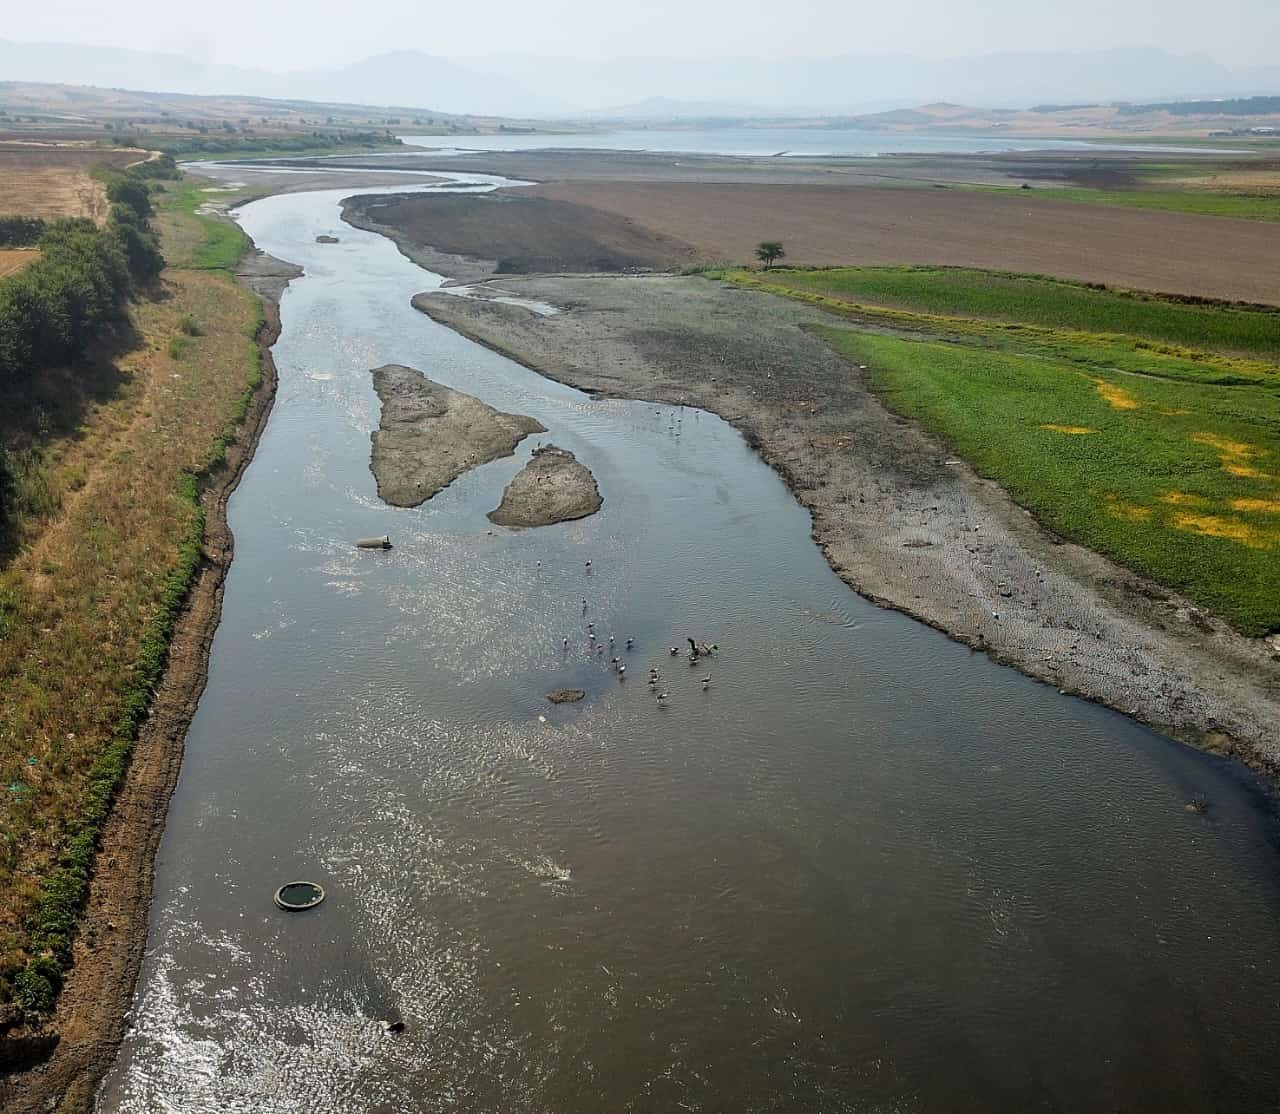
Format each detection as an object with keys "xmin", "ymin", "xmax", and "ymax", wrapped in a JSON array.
[
  {"xmin": 0, "ymin": 176, "xmax": 261, "ymax": 1013},
  {"xmin": 0, "ymin": 250, "xmax": 37, "ymax": 277},
  {"xmin": 0, "ymin": 143, "xmax": 143, "ymax": 223}
]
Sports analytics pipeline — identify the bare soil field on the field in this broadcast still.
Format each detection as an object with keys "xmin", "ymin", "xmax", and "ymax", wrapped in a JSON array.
[
  {"xmin": 0, "ymin": 143, "xmax": 143, "ymax": 221},
  {"xmin": 532, "ymin": 181, "xmax": 1280, "ymax": 305},
  {"xmin": 343, "ymin": 191, "xmax": 699, "ymax": 276},
  {"xmin": 0, "ymin": 248, "xmax": 38, "ymax": 276}
]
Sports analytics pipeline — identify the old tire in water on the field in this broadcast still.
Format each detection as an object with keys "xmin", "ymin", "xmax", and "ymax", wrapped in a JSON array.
[{"xmin": 273, "ymin": 880, "xmax": 326, "ymax": 911}]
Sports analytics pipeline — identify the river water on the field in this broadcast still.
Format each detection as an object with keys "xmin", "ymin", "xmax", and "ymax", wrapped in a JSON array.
[
  {"xmin": 395, "ymin": 127, "xmax": 1238, "ymax": 158},
  {"xmin": 100, "ymin": 172, "xmax": 1280, "ymax": 1112}
]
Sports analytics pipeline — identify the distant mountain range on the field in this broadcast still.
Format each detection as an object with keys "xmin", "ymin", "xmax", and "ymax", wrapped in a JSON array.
[{"xmin": 2, "ymin": 40, "xmax": 1279, "ymax": 119}]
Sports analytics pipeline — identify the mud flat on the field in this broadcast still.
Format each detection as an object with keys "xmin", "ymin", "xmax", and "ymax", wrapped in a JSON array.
[
  {"xmin": 343, "ymin": 191, "xmax": 699, "ymax": 281},
  {"xmin": 488, "ymin": 444, "xmax": 602, "ymax": 527},
  {"xmin": 414, "ymin": 275, "xmax": 1280, "ymax": 775},
  {"xmin": 370, "ymin": 363, "xmax": 545, "ymax": 507}
]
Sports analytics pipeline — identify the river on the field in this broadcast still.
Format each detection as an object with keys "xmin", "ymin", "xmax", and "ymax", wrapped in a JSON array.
[
  {"xmin": 394, "ymin": 127, "xmax": 1239, "ymax": 158},
  {"xmin": 99, "ymin": 170, "xmax": 1280, "ymax": 1112}
]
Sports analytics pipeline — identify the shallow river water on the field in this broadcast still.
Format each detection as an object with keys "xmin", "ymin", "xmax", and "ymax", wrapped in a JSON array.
[{"xmin": 100, "ymin": 172, "xmax": 1280, "ymax": 1112}]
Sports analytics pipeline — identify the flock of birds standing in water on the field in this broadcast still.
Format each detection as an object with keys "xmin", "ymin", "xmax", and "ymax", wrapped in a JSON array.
[{"xmin": 562, "ymin": 558, "xmax": 719, "ymax": 706}]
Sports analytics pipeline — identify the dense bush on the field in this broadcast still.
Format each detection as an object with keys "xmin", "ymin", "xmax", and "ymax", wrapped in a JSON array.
[
  {"xmin": 0, "ymin": 160, "xmax": 167, "ymax": 385},
  {"xmin": 126, "ymin": 153, "xmax": 180, "ymax": 180},
  {"xmin": 108, "ymin": 203, "xmax": 164, "ymax": 281},
  {"xmin": 0, "ymin": 219, "xmax": 132, "ymax": 380},
  {"xmin": 0, "ymin": 216, "xmax": 46, "ymax": 247},
  {"xmin": 105, "ymin": 176, "xmax": 152, "ymax": 220}
]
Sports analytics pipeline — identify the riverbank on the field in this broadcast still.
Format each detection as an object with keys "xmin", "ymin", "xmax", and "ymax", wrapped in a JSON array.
[
  {"xmin": 0, "ymin": 221, "xmax": 295, "ymax": 1110},
  {"xmin": 413, "ymin": 276, "xmax": 1280, "ymax": 776}
]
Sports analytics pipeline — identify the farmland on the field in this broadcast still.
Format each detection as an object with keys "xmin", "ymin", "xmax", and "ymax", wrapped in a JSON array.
[
  {"xmin": 0, "ymin": 143, "xmax": 142, "ymax": 222},
  {"xmin": 0, "ymin": 250, "xmax": 37, "ymax": 277}
]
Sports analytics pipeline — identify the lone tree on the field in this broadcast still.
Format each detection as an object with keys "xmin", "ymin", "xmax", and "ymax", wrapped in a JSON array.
[{"xmin": 755, "ymin": 241, "xmax": 785, "ymax": 269}]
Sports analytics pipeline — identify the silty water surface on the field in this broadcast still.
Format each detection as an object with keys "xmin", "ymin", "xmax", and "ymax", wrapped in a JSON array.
[{"xmin": 99, "ymin": 172, "xmax": 1280, "ymax": 1112}]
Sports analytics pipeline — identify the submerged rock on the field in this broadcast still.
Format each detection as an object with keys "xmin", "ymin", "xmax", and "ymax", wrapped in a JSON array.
[
  {"xmin": 488, "ymin": 445, "xmax": 602, "ymax": 528},
  {"xmin": 369, "ymin": 364, "xmax": 545, "ymax": 508},
  {"xmin": 546, "ymin": 688, "xmax": 586, "ymax": 704}
]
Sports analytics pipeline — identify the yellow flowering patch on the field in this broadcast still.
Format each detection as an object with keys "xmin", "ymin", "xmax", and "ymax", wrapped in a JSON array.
[
  {"xmin": 1041, "ymin": 423, "xmax": 1096, "ymax": 435},
  {"xmin": 1161, "ymin": 491, "xmax": 1209, "ymax": 506},
  {"xmin": 1104, "ymin": 496, "xmax": 1153, "ymax": 523},
  {"xmin": 1171, "ymin": 512, "xmax": 1274, "ymax": 549},
  {"xmin": 1092, "ymin": 379, "xmax": 1140, "ymax": 410},
  {"xmin": 1232, "ymin": 497, "xmax": 1280, "ymax": 514},
  {"xmin": 1191, "ymin": 432, "xmax": 1273, "ymax": 480}
]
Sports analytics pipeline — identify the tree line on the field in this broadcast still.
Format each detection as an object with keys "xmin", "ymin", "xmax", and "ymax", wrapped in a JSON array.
[
  {"xmin": 0, "ymin": 216, "xmax": 46, "ymax": 247},
  {"xmin": 0, "ymin": 160, "xmax": 170, "ymax": 530},
  {"xmin": 0, "ymin": 168, "xmax": 165, "ymax": 383}
]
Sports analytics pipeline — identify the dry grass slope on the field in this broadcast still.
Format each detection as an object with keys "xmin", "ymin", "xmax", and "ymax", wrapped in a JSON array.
[{"xmin": 0, "ymin": 178, "xmax": 261, "ymax": 1015}]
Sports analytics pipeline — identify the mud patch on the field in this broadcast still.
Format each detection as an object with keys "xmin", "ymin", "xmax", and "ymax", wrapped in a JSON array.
[{"xmin": 369, "ymin": 364, "xmax": 545, "ymax": 508}]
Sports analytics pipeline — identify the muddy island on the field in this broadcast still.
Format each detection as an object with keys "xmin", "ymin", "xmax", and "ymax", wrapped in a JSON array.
[
  {"xmin": 370, "ymin": 364, "xmax": 545, "ymax": 507},
  {"xmin": 488, "ymin": 444, "xmax": 602, "ymax": 527}
]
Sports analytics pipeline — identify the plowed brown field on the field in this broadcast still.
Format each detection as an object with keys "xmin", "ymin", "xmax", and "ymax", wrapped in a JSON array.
[
  {"xmin": 534, "ymin": 181, "xmax": 1280, "ymax": 305},
  {"xmin": 0, "ymin": 249, "xmax": 37, "ymax": 277}
]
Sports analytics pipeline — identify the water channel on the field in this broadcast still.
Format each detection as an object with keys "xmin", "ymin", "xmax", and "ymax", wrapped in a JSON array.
[{"xmin": 99, "ymin": 170, "xmax": 1280, "ymax": 1112}]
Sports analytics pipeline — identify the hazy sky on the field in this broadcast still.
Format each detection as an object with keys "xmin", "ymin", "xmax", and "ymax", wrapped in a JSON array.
[{"xmin": 4, "ymin": 0, "xmax": 1277, "ymax": 70}]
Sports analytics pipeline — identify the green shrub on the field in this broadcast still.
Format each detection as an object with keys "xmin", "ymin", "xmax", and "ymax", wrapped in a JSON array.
[
  {"xmin": 0, "ymin": 215, "xmax": 46, "ymax": 247},
  {"xmin": 105, "ymin": 177, "xmax": 152, "ymax": 221}
]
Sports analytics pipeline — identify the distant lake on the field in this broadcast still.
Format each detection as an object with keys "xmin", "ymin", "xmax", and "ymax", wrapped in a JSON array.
[{"xmin": 398, "ymin": 126, "xmax": 1221, "ymax": 158}]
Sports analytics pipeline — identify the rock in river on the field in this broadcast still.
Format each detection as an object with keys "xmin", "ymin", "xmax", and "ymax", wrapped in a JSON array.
[
  {"xmin": 370, "ymin": 364, "xmax": 545, "ymax": 508},
  {"xmin": 488, "ymin": 444, "xmax": 603, "ymax": 527}
]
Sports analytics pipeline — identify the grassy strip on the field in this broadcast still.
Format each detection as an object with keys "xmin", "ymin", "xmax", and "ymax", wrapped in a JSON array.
[
  {"xmin": 753, "ymin": 265, "xmax": 1280, "ymax": 361},
  {"xmin": 12, "ymin": 480, "xmax": 204, "ymax": 1015},
  {"xmin": 974, "ymin": 183, "xmax": 1280, "ymax": 222},
  {"xmin": 158, "ymin": 181, "xmax": 247, "ymax": 271},
  {"xmin": 1, "ymin": 177, "xmax": 264, "ymax": 1020},
  {"xmin": 727, "ymin": 272, "xmax": 1280, "ymax": 387},
  {"xmin": 814, "ymin": 326, "xmax": 1280, "ymax": 634}
]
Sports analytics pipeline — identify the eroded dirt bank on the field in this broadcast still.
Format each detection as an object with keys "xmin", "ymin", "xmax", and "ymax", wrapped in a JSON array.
[
  {"xmin": 488, "ymin": 444, "xmax": 602, "ymax": 527},
  {"xmin": 0, "ymin": 246, "xmax": 298, "ymax": 1113},
  {"xmin": 370, "ymin": 363, "xmax": 545, "ymax": 507},
  {"xmin": 414, "ymin": 276, "xmax": 1280, "ymax": 776}
]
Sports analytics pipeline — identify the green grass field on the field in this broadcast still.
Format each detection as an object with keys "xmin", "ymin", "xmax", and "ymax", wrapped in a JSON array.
[
  {"xmin": 758, "ymin": 266, "xmax": 1280, "ymax": 360},
  {"xmin": 155, "ymin": 180, "xmax": 247, "ymax": 271},
  {"xmin": 817, "ymin": 328, "xmax": 1280, "ymax": 633},
  {"xmin": 731, "ymin": 264, "xmax": 1280, "ymax": 634},
  {"xmin": 1011, "ymin": 185, "xmax": 1280, "ymax": 222}
]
